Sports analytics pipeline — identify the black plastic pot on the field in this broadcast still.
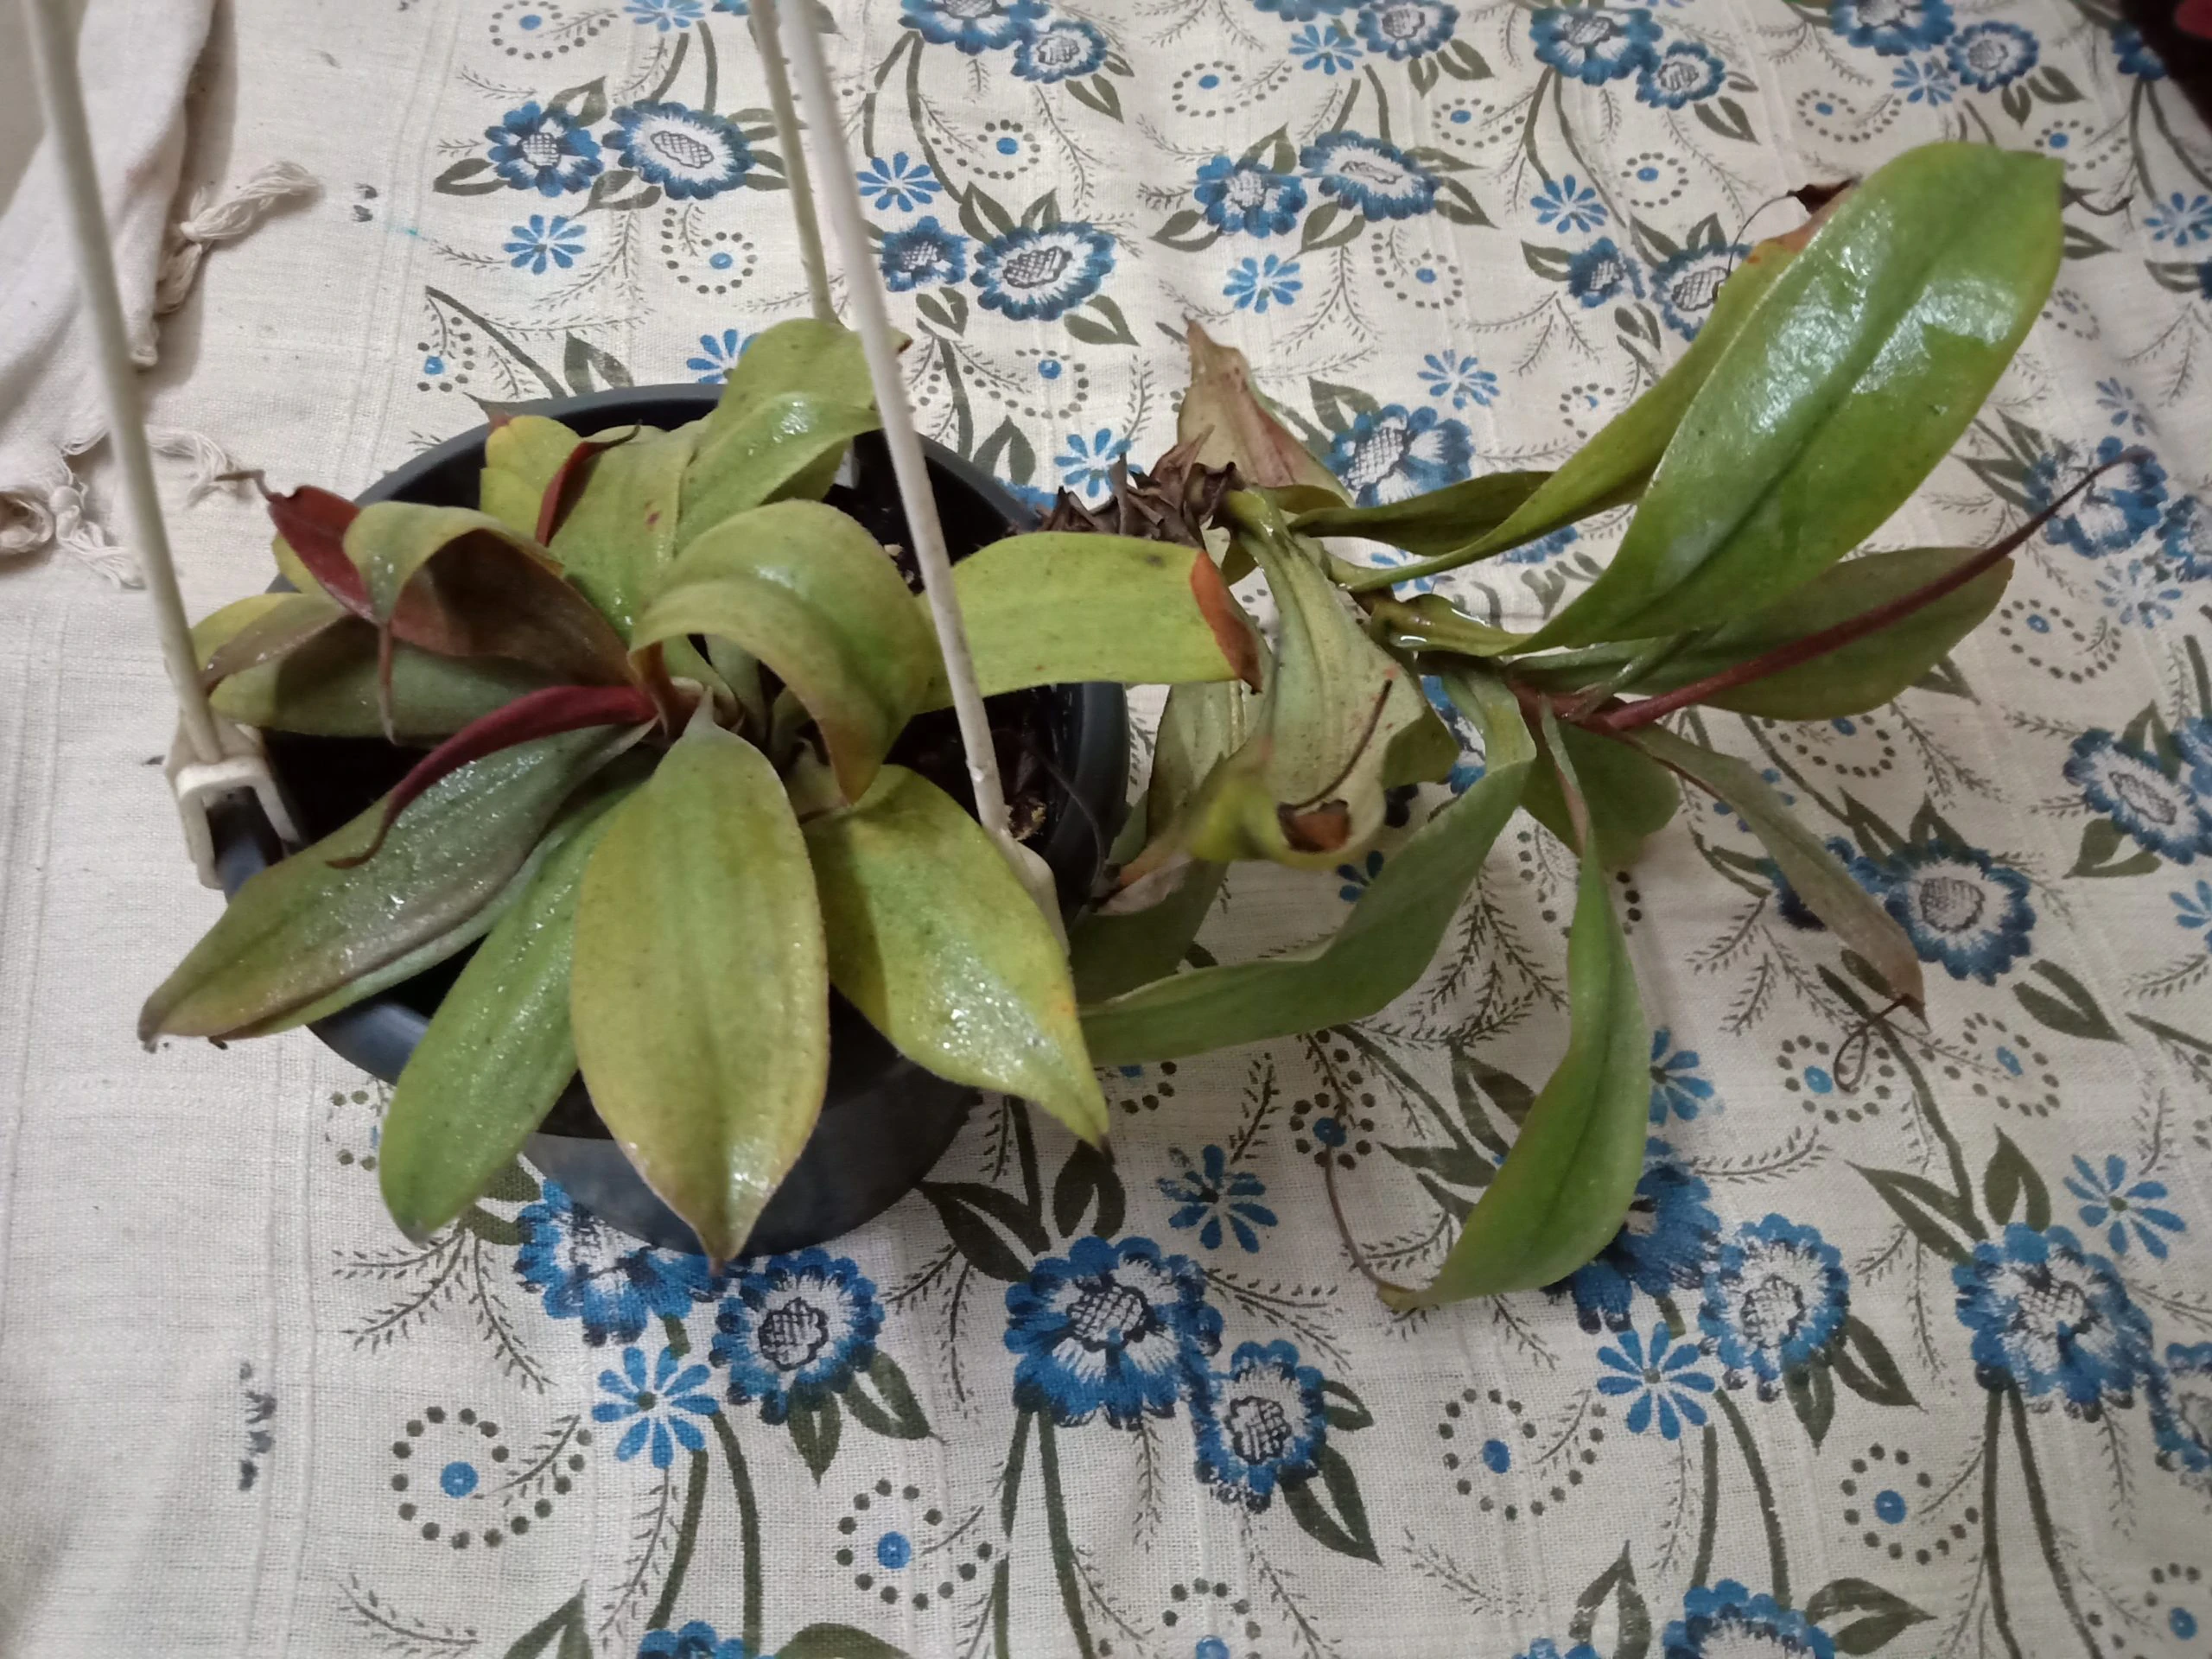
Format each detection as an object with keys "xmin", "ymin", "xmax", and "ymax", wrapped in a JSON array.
[{"xmin": 208, "ymin": 386, "xmax": 1128, "ymax": 1255}]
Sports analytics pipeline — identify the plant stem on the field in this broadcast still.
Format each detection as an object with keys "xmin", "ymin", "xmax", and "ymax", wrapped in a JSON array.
[
  {"xmin": 709, "ymin": 1411, "xmax": 763, "ymax": 1655},
  {"xmin": 1583, "ymin": 454, "xmax": 2146, "ymax": 737},
  {"xmin": 1982, "ymin": 1389, "xmax": 2026, "ymax": 1659},
  {"xmin": 2005, "ymin": 1386, "xmax": 2101, "ymax": 1656},
  {"xmin": 1035, "ymin": 1415, "xmax": 1097, "ymax": 1659},
  {"xmin": 645, "ymin": 1448, "xmax": 711, "ymax": 1631},
  {"xmin": 1690, "ymin": 1423, "xmax": 1720, "ymax": 1588},
  {"xmin": 1714, "ymin": 1389, "xmax": 1789, "ymax": 1606}
]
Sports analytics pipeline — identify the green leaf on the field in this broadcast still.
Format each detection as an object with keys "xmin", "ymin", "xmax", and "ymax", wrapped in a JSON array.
[
  {"xmin": 1051, "ymin": 1138, "xmax": 1126, "ymax": 1238},
  {"xmin": 503, "ymin": 1592, "xmax": 589, "ymax": 1659},
  {"xmin": 140, "ymin": 728, "xmax": 633, "ymax": 1042},
  {"xmin": 804, "ymin": 766, "xmax": 1107, "ymax": 1143},
  {"xmin": 1805, "ymin": 1580, "xmax": 1934, "ymax": 1655},
  {"xmin": 931, "ymin": 532, "xmax": 1260, "ymax": 705},
  {"xmin": 1280, "ymin": 1445, "xmax": 1378, "ymax": 1563},
  {"xmin": 1528, "ymin": 143, "xmax": 2061, "ymax": 646},
  {"xmin": 1982, "ymin": 1128, "xmax": 2050, "ymax": 1230},
  {"xmin": 679, "ymin": 395, "xmax": 881, "ymax": 548},
  {"xmin": 1830, "ymin": 1316, "xmax": 1916, "ymax": 1408},
  {"xmin": 549, "ymin": 423, "xmax": 702, "ymax": 639},
  {"xmin": 1532, "ymin": 548, "xmax": 2015, "ymax": 719},
  {"xmin": 1335, "ymin": 232, "xmax": 1802, "ymax": 591},
  {"xmin": 377, "ymin": 782, "xmax": 636, "ymax": 1243},
  {"xmin": 194, "ymin": 591, "xmax": 349, "ymax": 690},
  {"xmin": 634, "ymin": 502, "xmax": 936, "ymax": 802},
  {"xmin": 787, "ymin": 1389, "xmax": 842, "ymax": 1482},
  {"xmin": 841, "ymin": 1352, "xmax": 932, "ymax": 1441},
  {"xmin": 570, "ymin": 720, "xmax": 830, "ymax": 1262},
  {"xmin": 1294, "ymin": 470, "xmax": 1548, "ymax": 560},
  {"xmin": 1522, "ymin": 724, "xmax": 1677, "ymax": 868},
  {"xmin": 1630, "ymin": 727, "xmax": 1924, "ymax": 1014},
  {"xmin": 1321, "ymin": 1378, "xmax": 1375, "ymax": 1433},
  {"xmin": 1177, "ymin": 322, "xmax": 1345, "ymax": 501},
  {"xmin": 1570, "ymin": 1545, "xmax": 1651, "ymax": 1659},
  {"xmin": 709, "ymin": 318, "xmax": 878, "ymax": 429},
  {"xmin": 342, "ymin": 501, "xmax": 635, "ymax": 688},
  {"xmin": 1081, "ymin": 671, "xmax": 1535, "ymax": 1065},
  {"xmin": 920, "ymin": 1180, "xmax": 1048, "ymax": 1281},
  {"xmin": 1785, "ymin": 1357, "xmax": 1836, "ymax": 1448},
  {"xmin": 563, "ymin": 333, "xmax": 631, "ymax": 395},
  {"xmin": 2012, "ymin": 960, "xmax": 2122, "ymax": 1042},
  {"xmin": 1853, "ymin": 1165, "xmax": 1979, "ymax": 1262},
  {"xmin": 2071, "ymin": 814, "xmax": 2160, "ymax": 878},
  {"xmin": 480, "ymin": 415, "xmax": 583, "ymax": 537},
  {"xmin": 1382, "ymin": 724, "xmax": 1647, "ymax": 1308},
  {"xmin": 778, "ymin": 1625, "xmax": 908, "ymax": 1659}
]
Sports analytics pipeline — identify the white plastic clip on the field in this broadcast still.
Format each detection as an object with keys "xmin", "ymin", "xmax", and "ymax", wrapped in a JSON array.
[{"xmin": 166, "ymin": 717, "xmax": 300, "ymax": 888}]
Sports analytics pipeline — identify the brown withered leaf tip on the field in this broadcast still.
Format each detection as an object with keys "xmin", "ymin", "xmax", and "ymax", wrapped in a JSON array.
[
  {"xmin": 1788, "ymin": 180, "xmax": 1852, "ymax": 215},
  {"xmin": 1038, "ymin": 435, "xmax": 1240, "ymax": 549}
]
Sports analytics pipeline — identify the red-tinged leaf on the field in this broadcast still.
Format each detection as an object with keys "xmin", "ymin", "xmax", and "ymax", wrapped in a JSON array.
[
  {"xmin": 1191, "ymin": 547, "xmax": 1264, "ymax": 690},
  {"xmin": 330, "ymin": 683, "xmax": 656, "ymax": 869},
  {"xmin": 534, "ymin": 428, "xmax": 640, "ymax": 546},
  {"xmin": 266, "ymin": 486, "xmax": 370, "ymax": 616}
]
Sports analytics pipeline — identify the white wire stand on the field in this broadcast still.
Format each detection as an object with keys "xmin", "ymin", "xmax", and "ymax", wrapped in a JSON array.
[
  {"xmin": 769, "ymin": 2, "xmax": 1064, "ymax": 930},
  {"xmin": 22, "ymin": 0, "xmax": 296, "ymax": 885}
]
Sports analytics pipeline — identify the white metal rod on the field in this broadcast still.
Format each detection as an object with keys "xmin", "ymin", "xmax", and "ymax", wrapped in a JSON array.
[
  {"xmin": 779, "ymin": 3, "xmax": 1018, "ymax": 846},
  {"xmin": 22, "ymin": 0, "xmax": 221, "ymax": 766},
  {"xmin": 749, "ymin": 0, "xmax": 834, "ymax": 325}
]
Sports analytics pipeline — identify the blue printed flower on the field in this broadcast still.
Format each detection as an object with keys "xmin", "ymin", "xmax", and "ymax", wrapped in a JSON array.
[
  {"xmin": 1326, "ymin": 404, "xmax": 1472, "ymax": 507},
  {"xmin": 1056, "ymin": 427, "xmax": 1128, "ymax": 499},
  {"xmin": 713, "ymin": 0, "xmax": 749, "ymax": 11},
  {"xmin": 1225, "ymin": 253, "xmax": 1304, "ymax": 312},
  {"xmin": 1518, "ymin": 1643, "xmax": 1599, "ymax": 1659},
  {"xmin": 1560, "ymin": 1142, "xmax": 1719, "ymax": 1332},
  {"xmin": 901, "ymin": 0, "xmax": 1044, "ymax": 51},
  {"xmin": 709, "ymin": 1249, "xmax": 883, "ymax": 1422},
  {"xmin": 2152, "ymin": 1342, "xmax": 2212, "ymax": 1497},
  {"xmin": 1699, "ymin": 1217, "xmax": 1849, "ymax": 1393},
  {"xmin": 2065, "ymin": 729, "xmax": 2212, "ymax": 862},
  {"xmin": 1192, "ymin": 1340, "xmax": 1327, "ymax": 1507},
  {"xmin": 1257, "ymin": 0, "xmax": 1353, "ymax": 16},
  {"xmin": 1501, "ymin": 525, "xmax": 1580, "ymax": 565},
  {"xmin": 1830, "ymin": 0, "xmax": 1954, "ymax": 55},
  {"xmin": 1004, "ymin": 1235, "xmax": 1223, "ymax": 1427},
  {"xmin": 1637, "ymin": 40, "xmax": 1726, "ymax": 106},
  {"xmin": 517, "ymin": 1180, "xmax": 719, "ymax": 1344},
  {"xmin": 1891, "ymin": 56, "xmax": 1956, "ymax": 104},
  {"xmin": 1195, "ymin": 156, "xmax": 1308, "ymax": 237},
  {"xmin": 2181, "ymin": 718, "xmax": 2212, "ymax": 796},
  {"xmin": 2173, "ymin": 880, "xmax": 2212, "ymax": 945},
  {"xmin": 1419, "ymin": 352, "xmax": 1498, "ymax": 410},
  {"xmin": 973, "ymin": 223, "xmax": 1115, "ymax": 321},
  {"xmin": 1357, "ymin": 0, "xmax": 1458, "ymax": 60},
  {"xmin": 1532, "ymin": 173, "xmax": 1606, "ymax": 234},
  {"xmin": 2036, "ymin": 438, "xmax": 2169, "ymax": 556},
  {"xmin": 2065, "ymin": 1154, "xmax": 2186, "ymax": 1259},
  {"xmin": 627, "ymin": 0, "xmax": 704, "ymax": 28},
  {"xmin": 2098, "ymin": 558, "xmax": 2186, "ymax": 627},
  {"xmin": 2150, "ymin": 192, "xmax": 2212, "ymax": 247},
  {"xmin": 1565, "ymin": 238, "xmax": 1642, "ymax": 308},
  {"xmin": 1850, "ymin": 842, "xmax": 2034, "ymax": 983},
  {"xmin": 505, "ymin": 213, "xmax": 587, "ymax": 273},
  {"xmin": 639, "ymin": 1621, "xmax": 756, "ymax": 1659},
  {"xmin": 1648, "ymin": 1029, "xmax": 1715, "ymax": 1124},
  {"xmin": 2114, "ymin": 22, "xmax": 2167, "ymax": 78},
  {"xmin": 686, "ymin": 327, "xmax": 750, "ymax": 383},
  {"xmin": 1337, "ymin": 849, "xmax": 1384, "ymax": 901},
  {"xmin": 1947, "ymin": 21, "xmax": 2037, "ymax": 88},
  {"xmin": 486, "ymin": 102, "xmax": 605, "ymax": 197},
  {"xmin": 1300, "ymin": 130, "xmax": 1437, "ymax": 219},
  {"xmin": 1663, "ymin": 1583, "xmax": 1835, "ymax": 1659},
  {"xmin": 2096, "ymin": 378, "xmax": 2148, "ymax": 435},
  {"xmin": 879, "ymin": 217, "xmax": 969, "ymax": 292},
  {"xmin": 856, "ymin": 152, "xmax": 940, "ymax": 213},
  {"xmin": 2162, "ymin": 495, "xmax": 2212, "ymax": 580},
  {"xmin": 1649, "ymin": 245, "xmax": 1743, "ymax": 339},
  {"xmin": 604, "ymin": 102, "xmax": 752, "ymax": 200},
  {"xmin": 1953, "ymin": 1224, "xmax": 2154, "ymax": 1417},
  {"xmin": 1160, "ymin": 1145, "xmax": 1278, "ymax": 1253},
  {"xmin": 1596, "ymin": 1321, "xmax": 1717, "ymax": 1439},
  {"xmin": 1529, "ymin": 7, "xmax": 1660, "ymax": 84},
  {"xmin": 1292, "ymin": 22, "xmax": 1363, "ymax": 71},
  {"xmin": 1014, "ymin": 17, "xmax": 1110, "ymax": 80},
  {"xmin": 594, "ymin": 1344, "xmax": 719, "ymax": 1469}
]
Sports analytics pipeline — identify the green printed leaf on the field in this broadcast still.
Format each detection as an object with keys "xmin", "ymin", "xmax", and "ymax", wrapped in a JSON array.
[
  {"xmin": 1853, "ymin": 1165, "xmax": 1980, "ymax": 1262},
  {"xmin": 778, "ymin": 1625, "xmax": 908, "ymax": 1659},
  {"xmin": 378, "ymin": 784, "xmax": 637, "ymax": 1242},
  {"xmin": 921, "ymin": 1181, "xmax": 1049, "ymax": 1281},
  {"xmin": 1570, "ymin": 1545, "xmax": 1652, "ymax": 1659},
  {"xmin": 842, "ymin": 1353, "xmax": 932, "ymax": 1441},
  {"xmin": 1785, "ymin": 1357, "xmax": 1836, "ymax": 1448},
  {"xmin": 2013, "ymin": 960, "xmax": 2123, "ymax": 1041},
  {"xmin": 1830, "ymin": 1316, "xmax": 1917, "ymax": 1408},
  {"xmin": 931, "ymin": 532, "xmax": 1260, "ymax": 705},
  {"xmin": 1523, "ymin": 723, "xmax": 1678, "ymax": 868},
  {"xmin": 1982, "ymin": 1128, "xmax": 2051, "ymax": 1230},
  {"xmin": 633, "ymin": 502, "xmax": 936, "ymax": 802},
  {"xmin": 1529, "ymin": 144, "xmax": 2062, "ymax": 645},
  {"xmin": 570, "ymin": 720, "xmax": 830, "ymax": 1262},
  {"xmin": 140, "ymin": 728, "xmax": 632, "ymax": 1042},
  {"xmin": 1805, "ymin": 1580, "xmax": 1934, "ymax": 1655},
  {"xmin": 1051, "ymin": 1139, "xmax": 1126, "ymax": 1238},
  {"xmin": 549, "ymin": 422, "xmax": 702, "ymax": 637},
  {"xmin": 1281, "ymin": 1445, "xmax": 1378, "ymax": 1563},
  {"xmin": 1382, "ymin": 724, "xmax": 1647, "ymax": 1308},
  {"xmin": 787, "ymin": 1389, "xmax": 842, "ymax": 1482},
  {"xmin": 1630, "ymin": 727, "xmax": 1924, "ymax": 1014},
  {"xmin": 804, "ymin": 766, "xmax": 1107, "ymax": 1144},
  {"xmin": 1082, "ymin": 671, "xmax": 1535, "ymax": 1065},
  {"xmin": 480, "ymin": 414, "xmax": 583, "ymax": 536}
]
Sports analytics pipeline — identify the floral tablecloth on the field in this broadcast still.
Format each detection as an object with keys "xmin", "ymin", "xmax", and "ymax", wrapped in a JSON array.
[{"xmin": 4, "ymin": 0, "xmax": 2212, "ymax": 1655}]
